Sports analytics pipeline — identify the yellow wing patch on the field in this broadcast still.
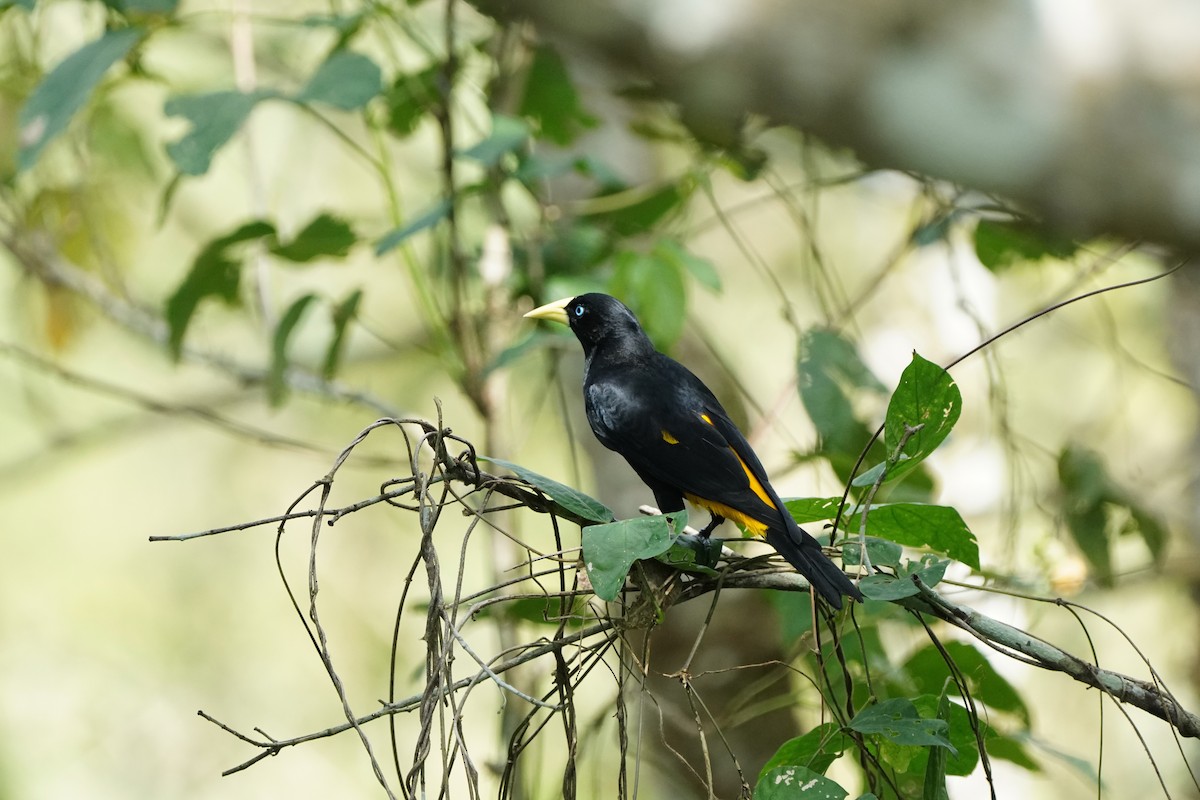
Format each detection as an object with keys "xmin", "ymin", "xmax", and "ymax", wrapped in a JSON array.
[
  {"xmin": 685, "ymin": 493, "xmax": 769, "ymax": 537},
  {"xmin": 697, "ymin": 410, "xmax": 776, "ymax": 510},
  {"xmin": 661, "ymin": 430, "xmax": 679, "ymax": 445},
  {"xmin": 734, "ymin": 453, "xmax": 776, "ymax": 509}
]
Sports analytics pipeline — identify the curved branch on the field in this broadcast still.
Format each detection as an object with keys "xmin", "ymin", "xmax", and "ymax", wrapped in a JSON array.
[{"xmin": 906, "ymin": 576, "xmax": 1200, "ymax": 738}]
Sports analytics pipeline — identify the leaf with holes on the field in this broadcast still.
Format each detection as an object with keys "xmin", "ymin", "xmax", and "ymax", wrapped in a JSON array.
[
  {"xmin": 754, "ymin": 765, "xmax": 848, "ymax": 800},
  {"xmin": 849, "ymin": 698, "xmax": 956, "ymax": 753},
  {"xmin": 759, "ymin": 723, "xmax": 852, "ymax": 783},
  {"xmin": 582, "ymin": 515, "xmax": 681, "ymax": 601},
  {"xmin": 855, "ymin": 352, "xmax": 960, "ymax": 489}
]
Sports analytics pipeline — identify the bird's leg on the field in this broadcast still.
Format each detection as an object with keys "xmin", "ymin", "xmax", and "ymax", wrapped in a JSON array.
[{"xmin": 697, "ymin": 514, "xmax": 725, "ymax": 539}]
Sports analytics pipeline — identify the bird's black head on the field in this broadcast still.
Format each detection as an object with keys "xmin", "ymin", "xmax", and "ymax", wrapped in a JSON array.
[{"xmin": 525, "ymin": 292, "xmax": 651, "ymax": 358}]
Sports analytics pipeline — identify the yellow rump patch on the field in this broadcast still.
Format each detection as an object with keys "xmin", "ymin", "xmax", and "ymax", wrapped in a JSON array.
[
  {"xmin": 685, "ymin": 493, "xmax": 769, "ymax": 537},
  {"xmin": 661, "ymin": 430, "xmax": 679, "ymax": 445}
]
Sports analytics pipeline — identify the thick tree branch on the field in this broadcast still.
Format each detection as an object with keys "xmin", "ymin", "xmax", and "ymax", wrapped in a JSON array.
[
  {"xmin": 906, "ymin": 576, "xmax": 1200, "ymax": 738},
  {"xmin": 480, "ymin": 0, "xmax": 1200, "ymax": 252}
]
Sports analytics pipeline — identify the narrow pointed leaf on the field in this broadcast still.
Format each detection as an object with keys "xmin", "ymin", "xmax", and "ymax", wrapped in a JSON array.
[
  {"xmin": 376, "ymin": 198, "xmax": 452, "ymax": 254},
  {"xmin": 321, "ymin": 289, "xmax": 362, "ymax": 379},
  {"xmin": 477, "ymin": 456, "xmax": 615, "ymax": 524},
  {"xmin": 268, "ymin": 294, "xmax": 318, "ymax": 406}
]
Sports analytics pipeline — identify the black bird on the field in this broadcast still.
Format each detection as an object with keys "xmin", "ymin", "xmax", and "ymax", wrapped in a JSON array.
[{"xmin": 525, "ymin": 293, "xmax": 863, "ymax": 608}]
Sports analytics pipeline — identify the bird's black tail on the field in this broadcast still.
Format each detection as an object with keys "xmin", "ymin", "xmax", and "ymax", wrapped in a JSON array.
[{"xmin": 764, "ymin": 523, "xmax": 863, "ymax": 609}]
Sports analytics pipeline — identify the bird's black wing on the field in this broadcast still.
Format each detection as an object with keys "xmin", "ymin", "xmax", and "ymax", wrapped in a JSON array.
[
  {"xmin": 586, "ymin": 352, "xmax": 862, "ymax": 608},
  {"xmin": 585, "ymin": 355, "xmax": 783, "ymax": 529}
]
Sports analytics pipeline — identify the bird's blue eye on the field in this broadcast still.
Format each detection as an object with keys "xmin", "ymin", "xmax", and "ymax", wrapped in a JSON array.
[{"xmin": 573, "ymin": 304, "xmax": 585, "ymax": 317}]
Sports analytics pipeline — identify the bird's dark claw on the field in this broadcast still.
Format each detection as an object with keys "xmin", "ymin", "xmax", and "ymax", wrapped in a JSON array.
[{"xmin": 697, "ymin": 514, "xmax": 725, "ymax": 539}]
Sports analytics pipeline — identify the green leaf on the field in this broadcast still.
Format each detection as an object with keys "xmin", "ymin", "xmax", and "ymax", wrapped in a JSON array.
[
  {"xmin": 1058, "ymin": 445, "xmax": 1114, "ymax": 585},
  {"xmin": 18, "ymin": 28, "xmax": 142, "ymax": 171},
  {"xmin": 539, "ymin": 222, "xmax": 612, "ymax": 276},
  {"xmin": 655, "ymin": 531, "xmax": 723, "ymax": 575},
  {"xmin": 477, "ymin": 456, "xmax": 615, "ymax": 524},
  {"xmin": 1057, "ymin": 444, "xmax": 1169, "ymax": 584},
  {"xmin": 904, "ymin": 641, "xmax": 1031, "ymax": 726},
  {"xmin": 858, "ymin": 556, "xmax": 948, "ymax": 600},
  {"xmin": 845, "ymin": 504, "xmax": 979, "ymax": 570},
  {"xmin": 165, "ymin": 220, "xmax": 276, "ymax": 358},
  {"xmin": 385, "ymin": 63, "xmax": 439, "ymax": 137},
  {"xmin": 922, "ymin": 693, "xmax": 951, "ymax": 800},
  {"xmin": 581, "ymin": 515, "xmax": 680, "ymax": 601},
  {"xmin": 782, "ymin": 497, "xmax": 848, "ymax": 525},
  {"xmin": 753, "ymin": 766, "xmax": 848, "ymax": 800},
  {"xmin": 759, "ymin": 723, "xmax": 851, "ymax": 783},
  {"xmin": 2, "ymin": 0, "xmax": 37, "ymax": 11},
  {"xmin": 587, "ymin": 179, "xmax": 692, "ymax": 236},
  {"xmin": 974, "ymin": 218, "xmax": 1077, "ymax": 272},
  {"xmin": 518, "ymin": 44, "xmax": 596, "ymax": 145},
  {"xmin": 458, "ymin": 114, "xmax": 529, "ymax": 167},
  {"xmin": 1128, "ymin": 504, "xmax": 1168, "ymax": 562},
  {"xmin": 375, "ymin": 198, "xmax": 452, "ymax": 254},
  {"xmin": 849, "ymin": 698, "xmax": 956, "ymax": 754},
  {"xmin": 911, "ymin": 209, "xmax": 965, "ymax": 247},
  {"xmin": 321, "ymin": 288, "xmax": 361, "ymax": 380},
  {"xmin": 294, "ymin": 50, "xmax": 382, "ymax": 110},
  {"xmin": 796, "ymin": 329, "xmax": 920, "ymax": 491},
  {"xmin": 484, "ymin": 330, "xmax": 552, "ymax": 376},
  {"xmin": 110, "ymin": 0, "xmax": 179, "ymax": 13},
  {"xmin": 271, "ymin": 213, "xmax": 356, "ymax": 262},
  {"xmin": 714, "ymin": 143, "xmax": 768, "ymax": 182},
  {"xmin": 610, "ymin": 249, "xmax": 687, "ymax": 349},
  {"xmin": 653, "ymin": 239, "xmax": 721, "ymax": 291},
  {"xmin": 857, "ymin": 352, "xmax": 960, "ymax": 488},
  {"xmin": 298, "ymin": 12, "xmax": 364, "ymax": 32},
  {"xmin": 268, "ymin": 294, "xmax": 318, "ymax": 406},
  {"xmin": 504, "ymin": 595, "xmax": 588, "ymax": 627},
  {"xmin": 985, "ymin": 732, "xmax": 1041, "ymax": 772},
  {"xmin": 900, "ymin": 696, "xmax": 982, "ymax": 780},
  {"xmin": 841, "ymin": 536, "xmax": 903, "ymax": 569},
  {"xmin": 164, "ymin": 89, "xmax": 273, "ymax": 176}
]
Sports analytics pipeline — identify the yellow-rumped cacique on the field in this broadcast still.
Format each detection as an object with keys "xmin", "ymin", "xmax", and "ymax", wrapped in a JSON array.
[{"xmin": 525, "ymin": 293, "xmax": 863, "ymax": 608}]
